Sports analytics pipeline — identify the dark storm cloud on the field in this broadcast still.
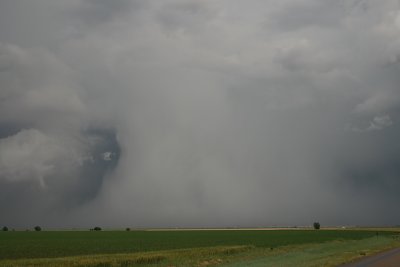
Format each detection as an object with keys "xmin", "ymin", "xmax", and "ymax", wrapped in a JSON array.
[
  {"xmin": 0, "ymin": 128, "xmax": 119, "ymax": 227},
  {"xmin": 1, "ymin": 0, "xmax": 400, "ymax": 228},
  {"xmin": 267, "ymin": 0, "xmax": 346, "ymax": 31},
  {"xmin": 156, "ymin": 1, "xmax": 217, "ymax": 33},
  {"xmin": 70, "ymin": 0, "xmax": 146, "ymax": 29}
]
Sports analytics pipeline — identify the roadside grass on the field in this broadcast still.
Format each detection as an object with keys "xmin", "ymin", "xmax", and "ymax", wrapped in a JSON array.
[
  {"xmin": 0, "ymin": 235, "xmax": 399, "ymax": 267},
  {"xmin": 224, "ymin": 235, "xmax": 400, "ymax": 267}
]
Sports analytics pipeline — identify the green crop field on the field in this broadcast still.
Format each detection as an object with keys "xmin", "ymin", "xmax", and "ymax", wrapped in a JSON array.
[
  {"xmin": 0, "ymin": 229, "xmax": 399, "ymax": 266},
  {"xmin": 0, "ymin": 229, "xmax": 388, "ymax": 259}
]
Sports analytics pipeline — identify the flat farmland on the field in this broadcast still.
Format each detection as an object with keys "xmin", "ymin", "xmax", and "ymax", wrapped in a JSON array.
[{"xmin": 0, "ymin": 229, "xmax": 399, "ymax": 266}]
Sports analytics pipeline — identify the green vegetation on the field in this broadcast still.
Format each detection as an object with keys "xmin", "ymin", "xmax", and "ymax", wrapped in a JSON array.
[
  {"xmin": 0, "ymin": 229, "xmax": 399, "ymax": 266},
  {"xmin": 0, "ymin": 245, "xmax": 254, "ymax": 267},
  {"xmin": 0, "ymin": 229, "xmax": 395, "ymax": 260},
  {"xmin": 34, "ymin": 226, "xmax": 42, "ymax": 232},
  {"xmin": 226, "ymin": 236, "xmax": 400, "ymax": 267},
  {"xmin": 313, "ymin": 222, "xmax": 320, "ymax": 230},
  {"xmin": 1, "ymin": 234, "xmax": 399, "ymax": 267},
  {"xmin": 1, "ymin": 226, "xmax": 7, "ymax": 232}
]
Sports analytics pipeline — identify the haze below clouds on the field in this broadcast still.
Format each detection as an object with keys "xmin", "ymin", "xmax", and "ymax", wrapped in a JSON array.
[{"xmin": 1, "ymin": 0, "xmax": 400, "ymax": 228}]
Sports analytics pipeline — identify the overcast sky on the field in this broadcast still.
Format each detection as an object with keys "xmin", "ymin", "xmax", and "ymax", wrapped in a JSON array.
[{"xmin": 1, "ymin": 0, "xmax": 400, "ymax": 228}]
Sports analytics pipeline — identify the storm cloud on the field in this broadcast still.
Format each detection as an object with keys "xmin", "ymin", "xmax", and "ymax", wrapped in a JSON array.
[{"xmin": 1, "ymin": 0, "xmax": 400, "ymax": 228}]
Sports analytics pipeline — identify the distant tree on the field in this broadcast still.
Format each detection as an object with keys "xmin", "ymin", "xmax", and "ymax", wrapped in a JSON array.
[
  {"xmin": 126, "ymin": 228, "xmax": 131, "ymax": 231},
  {"xmin": 2, "ymin": 226, "xmax": 8, "ymax": 231},
  {"xmin": 313, "ymin": 222, "xmax": 320, "ymax": 230},
  {"xmin": 93, "ymin": 226, "xmax": 102, "ymax": 231},
  {"xmin": 34, "ymin": 226, "xmax": 42, "ymax": 231}
]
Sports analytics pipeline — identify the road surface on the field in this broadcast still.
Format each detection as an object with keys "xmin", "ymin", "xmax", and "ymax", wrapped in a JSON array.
[{"xmin": 341, "ymin": 247, "xmax": 400, "ymax": 267}]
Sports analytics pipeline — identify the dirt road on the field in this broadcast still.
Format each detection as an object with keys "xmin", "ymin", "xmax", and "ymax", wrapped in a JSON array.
[{"xmin": 341, "ymin": 247, "xmax": 400, "ymax": 267}]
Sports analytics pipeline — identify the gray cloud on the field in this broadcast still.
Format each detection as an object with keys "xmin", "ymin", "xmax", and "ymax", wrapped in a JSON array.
[
  {"xmin": 0, "ymin": 0, "xmax": 400, "ymax": 228},
  {"xmin": 348, "ymin": 115, "xmax": 394, "ymax": 132}
]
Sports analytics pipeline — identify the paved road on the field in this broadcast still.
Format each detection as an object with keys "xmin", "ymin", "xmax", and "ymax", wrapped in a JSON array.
[{"xmin": 341, "ymin": 247, "xmax": 400, "ymax": 267}]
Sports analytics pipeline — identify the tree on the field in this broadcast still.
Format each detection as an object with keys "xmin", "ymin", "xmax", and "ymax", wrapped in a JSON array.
[
  {"xmin": 93, "ymin": 226, "xmax": 102, "ymax": 231},
  {"xmin": 126, "ymin": 227, "xmax": 131, "ymax": 231},
  {"xmin": 34, "ymin": 226, "xmax": 42, "ymax": 231},
  {"xmin": 2, "ymin": 226, "xmax": 8, "ymax": 231},
  {"xmin": 313, "ymin": 222, "xmax": 320, "ymax": 230}
]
